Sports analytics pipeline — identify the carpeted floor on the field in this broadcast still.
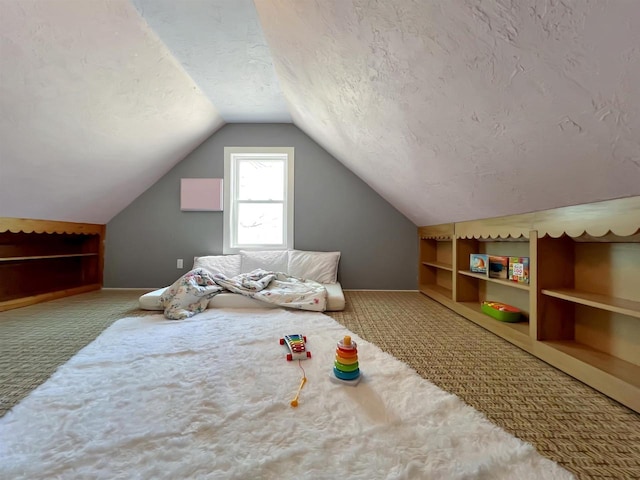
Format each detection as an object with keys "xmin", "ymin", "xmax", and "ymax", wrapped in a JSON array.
[{"xmin": 1, "ymin": 289, "xmax": 638, "ymax": 479}]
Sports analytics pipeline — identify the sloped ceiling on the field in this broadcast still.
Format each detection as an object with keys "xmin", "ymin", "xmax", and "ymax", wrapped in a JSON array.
[
  {"xmin": 130, "ymin": 0, "xmax": 291, "ymax": 123},
  {"xmin": 0, "ymin": 0, "xmax": 224, "ymax": 224},
  {"xmin": 255, "ymin": 0, "xmax": 640, "ymax": 225},
  {"xmin": 1, "ymin": 1, "xmax": 639, "ymax": 226}
]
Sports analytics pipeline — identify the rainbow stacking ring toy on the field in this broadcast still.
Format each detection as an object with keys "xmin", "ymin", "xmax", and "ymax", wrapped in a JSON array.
[{"xmin": 331, "ymin": 335, "xmax": 362, "ymax": 386}]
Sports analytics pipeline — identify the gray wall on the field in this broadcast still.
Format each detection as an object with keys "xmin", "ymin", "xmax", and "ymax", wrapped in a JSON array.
[{"xmin": 104, "ymin": 124, "xmax": 417, "ymax": 289}]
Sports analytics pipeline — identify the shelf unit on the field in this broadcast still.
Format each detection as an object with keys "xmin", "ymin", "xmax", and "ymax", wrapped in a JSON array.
[
  {"xmin": 0, "ymin": 218, "xmax": 106, "ymax": 312},
  {"xmin": 418, "ymin": 223, "xmax": 454, "ymax": 304},
  {"xmin": 454, "ymin": 231, "xmax": 535, "ymax": 349},
  {"xmin": 418, "ymin": 197, "xmax": 640, "ymax": 412}
]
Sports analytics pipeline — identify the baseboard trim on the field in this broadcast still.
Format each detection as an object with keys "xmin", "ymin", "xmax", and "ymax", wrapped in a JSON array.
[
  {"xmin": 101, "ymin": 287, "xmax": 160, "ymax": 291},
  {"xmin": 103, "ymin": 287, "xmax": 420, "ymax": 293},
  {"xmin": 343, "ymin": 289, "xmax": 419, "ymax": 292}
]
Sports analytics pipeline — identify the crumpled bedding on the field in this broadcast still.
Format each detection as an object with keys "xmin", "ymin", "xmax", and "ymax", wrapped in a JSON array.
[{"xmin": 160, "ymin": 268, "xmax": 327, "ymax": 319}]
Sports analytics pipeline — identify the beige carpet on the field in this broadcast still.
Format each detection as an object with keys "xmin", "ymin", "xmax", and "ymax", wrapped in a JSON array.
[
  {"xmin": 1, "ymin": 289, "xmax": 638, "ymax": 479},
  {"xmin": 0, "ymin": 290, "xmax": 153, "ymax": 416}
]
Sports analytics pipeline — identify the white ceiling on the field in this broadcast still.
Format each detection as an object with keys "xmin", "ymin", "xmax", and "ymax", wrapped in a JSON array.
[
  {"xmin": 1, "ymin": 0, "xmax": 639, "ymax": 226},
  {"xmin": 0, "ymin": 0, "xmax": 223, "ymax": 224},
  {"xmin": 131, "ymin": 0, "xmax": 291, "ymax": 123}
]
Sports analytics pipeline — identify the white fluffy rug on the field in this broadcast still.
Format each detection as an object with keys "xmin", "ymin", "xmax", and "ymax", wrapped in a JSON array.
[{"xmin": 0, "ymin": 309, "xmax": 573, "ymax": 479}]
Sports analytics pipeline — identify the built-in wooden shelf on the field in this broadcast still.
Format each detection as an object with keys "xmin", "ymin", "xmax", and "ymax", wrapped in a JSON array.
[
  {"xmin": 458, "ymin": 301, "xmax": 530, "ymax": 337},
  {"xmin": 541, "ymin": 288, "xmax": 640, "ymax": 319},
  {"xmin": 418, "ymin": 196, "xmax": 640, "ymax": 413},
  {"xmin": 0, "ymin": 253, "xmax": 99, "ymax": 262},
  {"xmin": 0, "ymin": 218, "xmax": 105, "ymax": 312},
  {"xmin": 419, "ymin": 284, "xmax": 453, "ymax": 302},
  {"xmin": 422, "ymin": 261, "xmax": 453, "ymax": 271},
  {"xmin": 541, "ymin": 340, "xmax": 640, "ymax": 389},
  {"xmin": 458, "ymin": 270, "xmax": 531, "ymax": 291},
  {"xmin": 0, "ymin": 284, "xmax": 103, "ymax": 312},
  {"xmin": 419, "ymin": 223, "xmax": 454, "ymax": 306}
]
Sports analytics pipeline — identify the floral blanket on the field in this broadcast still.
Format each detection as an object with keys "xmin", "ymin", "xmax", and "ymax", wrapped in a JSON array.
[{"xmin": 160, "ymin": 268, "xmax": 327, "ymax": 319}]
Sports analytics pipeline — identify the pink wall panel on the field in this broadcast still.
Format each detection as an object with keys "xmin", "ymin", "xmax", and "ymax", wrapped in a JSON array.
[{"xmin": 180, "ymin": 178, "xmax": 223, "ymax": 211}]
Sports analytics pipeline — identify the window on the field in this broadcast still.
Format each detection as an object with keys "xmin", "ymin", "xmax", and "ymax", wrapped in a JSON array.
[{"xmin": 223, "ymin": 147, "xmax": 294, "ymax": 254}]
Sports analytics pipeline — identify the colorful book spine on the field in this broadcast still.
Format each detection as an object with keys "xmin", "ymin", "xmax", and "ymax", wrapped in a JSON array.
[{"xmin": 508, "ymin": 257, "xmax": 530, "ymax": 284}]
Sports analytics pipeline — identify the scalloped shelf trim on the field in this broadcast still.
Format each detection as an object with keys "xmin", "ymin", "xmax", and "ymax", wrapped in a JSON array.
[
  {"xmin": 456, "ymin": 228, "xmax": 640, "ymax": 241},
  {"xmin": 0, "ymin": 218, "xmax": 104, "ymax": 236},
  {"xmin": 457, "ymin": 233, "xmax": 529, "ymax": 240},
  {"xmin": 0, "ymin": 227, "xmax": 100, "ymax": 235},
  {"xmin": 538, "ymin": 227, "xmax": 640, "ymax": 239}
]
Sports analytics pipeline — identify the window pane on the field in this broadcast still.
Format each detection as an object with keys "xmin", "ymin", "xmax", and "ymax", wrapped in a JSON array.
[
  {"xmin": 237, "ymin": 159, "xmax": 284, "ymax": 201},
  {"xmin": 237, "ymin": 203, "xmax": 283, "ymax": 245}
]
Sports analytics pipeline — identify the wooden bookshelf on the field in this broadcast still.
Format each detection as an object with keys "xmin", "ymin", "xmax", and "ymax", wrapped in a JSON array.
[
  {"xmin": 541, "ymin": 288, "xmax": 640, "ymax": 319},
  {"xmin": 0, "ymin": 218, "xmax": 106, "ymax": 312},
  {"xmin": 458, "ymin": 270, "xmax": 531, "ymax": 291},
  {"xmin": 418, "ymin": 196, "xmax": 640, "ymax": 413},
  {"xmin": 418, "ymin": 224, "xmax": 454, "ymax": 301}
]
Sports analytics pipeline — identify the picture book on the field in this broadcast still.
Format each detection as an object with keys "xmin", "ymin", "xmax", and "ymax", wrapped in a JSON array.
[
  {"xmin": 470, "ymin": 254, "xmax": 488, "ymax": 275},
  {"xmin": 488, "ymin": 256, "xmax": 509, "ymax": 279},
  {"xmin": 508, "ymin": 257, "xmax": 530, "ymax": 284}
]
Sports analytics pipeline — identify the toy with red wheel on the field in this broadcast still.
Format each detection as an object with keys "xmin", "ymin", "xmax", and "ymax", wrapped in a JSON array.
[{"xmin": 279, "ymin": 334, "xmax": 311, "ymax": 361}]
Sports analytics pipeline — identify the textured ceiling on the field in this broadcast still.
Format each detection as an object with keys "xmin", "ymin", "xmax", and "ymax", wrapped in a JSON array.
[
  {"xmin": 1, "ymin": 0, "xmax": 639, "ymax": 226},
  {"xmin": 131, "ymin": 0, "xmax": 290, "ymax": 123},
  {"xmin": 0, "ymin": 0, "xmax": 223, "ymax": 223},
  {"xmin": 255, "ymin": 0, "xmax": 640, "ymax": 225}
]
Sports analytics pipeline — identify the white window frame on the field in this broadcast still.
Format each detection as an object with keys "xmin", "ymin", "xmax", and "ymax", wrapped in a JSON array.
[{"xmin": 223, "ymin": 146, "xmax": 294, "ymax": 254}]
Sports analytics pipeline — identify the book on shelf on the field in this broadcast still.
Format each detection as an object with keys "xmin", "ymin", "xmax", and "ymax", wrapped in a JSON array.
[
  {"xmin": 489, "ymin": 256, "xmax": 509, "ymax": 279},
  {"xmin": 470, "ymin": 254, "xmax": 488, "ymax": 275},
  {"xmin": 508, "ymin": 257, "xmax": 530, "ymax": 284}
]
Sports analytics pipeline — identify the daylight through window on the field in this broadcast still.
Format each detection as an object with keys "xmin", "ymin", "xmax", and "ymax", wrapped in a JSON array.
[{"xmin": 223, "ymin": 147, "xmax": 294, "ymax": 253}]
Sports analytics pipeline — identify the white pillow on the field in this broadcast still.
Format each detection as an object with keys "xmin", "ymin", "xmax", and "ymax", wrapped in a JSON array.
[
  {"xmin": 288, "ymin": 250, "xmax": 340, "ymax": 284},
  {"xmin": 192, "ymin": 254, "xmax": 241, "ymax": 278},
  {"xmin": 240, "ymin": 250, "xmax": 289, "ymax": 274}
]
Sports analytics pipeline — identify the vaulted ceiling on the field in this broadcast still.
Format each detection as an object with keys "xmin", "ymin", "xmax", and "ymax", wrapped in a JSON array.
[{"xmin": 1, "ymin": 0, "xmax": 639, "ymax": 226}]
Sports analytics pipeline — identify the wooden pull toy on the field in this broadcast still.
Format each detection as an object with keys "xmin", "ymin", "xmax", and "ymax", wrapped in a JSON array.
[{"xmin": 280, "ymin": 334, "xmax": 310, "ymax": 407}]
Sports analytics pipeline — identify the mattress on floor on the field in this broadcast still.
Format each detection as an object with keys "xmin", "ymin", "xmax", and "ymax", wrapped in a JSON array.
[{"xmin": 139, "ymin": 282, "xmax": 346, "ymax": 312}]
